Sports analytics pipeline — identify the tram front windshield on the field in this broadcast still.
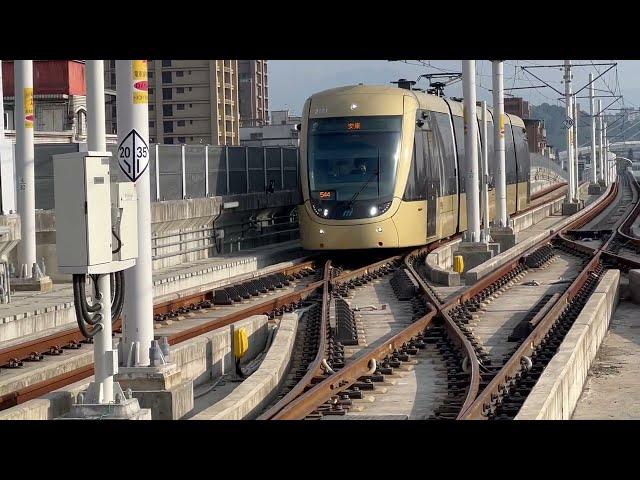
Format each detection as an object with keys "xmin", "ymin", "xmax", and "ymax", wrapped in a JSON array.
[{"xmin": 307, "ymin": 115, "xmax": 402, "ymax": 202}]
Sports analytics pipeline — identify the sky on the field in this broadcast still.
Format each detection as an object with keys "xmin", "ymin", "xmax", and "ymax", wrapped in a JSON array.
[{"xmin": 268, "ymin": 60, "xmax": 639, "ymax": 116}]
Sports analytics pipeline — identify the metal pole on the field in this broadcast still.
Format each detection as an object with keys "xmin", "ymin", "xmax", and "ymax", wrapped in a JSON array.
[
  {"xmin": 117, "ymin": 60, "xmax": 154, "ymax": 367},
  {"xmin": 225, "ymin": 146, "xmax": 230, "ymax": 195},
  {"xmin": 87, "ymin": 61, "xmax": 106, "ymax": 152},
  {"xmin": 463, "ymin": 60, "xmax": 480, "ymax": 243},
  {"xmin": 598, "ymin": 99, "xmax": 604, "ymax": 183},
  {"xmin": 245, "ymin": 146, "xmax": 249, "ymax": 193},
  {"xmin": 181, "ymin": 144, "xmax": 186, "ymax": 199},
  {"xmin": 589, "ymin": 73, "xmax": 597, "ymax": 184},
  {"xmin": 573, "ymin": 99, "xmax": 579, "ymax": 199},
  {"xmin": 87, "ymin": 59, "xmax": 114, "ymax": 402},
  {"xmin": 0, "ymin": 59, "xmax": 10, "ymax": 216},
  {"xmin": 280, "ymin": 148, "xmax": 284, "ymax": 190},
  {"xmin": 604, "ymin": 122, "xmax": 609, "ymax": 184},
  {"xmin": 15, "ymin": 60, "xmax": 37, "ymax": 278},
  {"xmin": 492, "ymin": 61, "xmax": 507, "ymax": 227},
  {"xmin": 155, "ymin": 144, "xmax": 160, "ymax": 201},
  {"xmin": 608, "ymin": 138, "xmax": 613, "ymax": 182},
  {"xmin": 204, "ymin": 145, "xmax": 210, "ymax": 196},
  {"xmin": 481, "ymin": 100, "xmax": 489, "ymax": 242},
  {"xmin": 564, "ymin": 60, "xmax": 575, "ymax": 203}
]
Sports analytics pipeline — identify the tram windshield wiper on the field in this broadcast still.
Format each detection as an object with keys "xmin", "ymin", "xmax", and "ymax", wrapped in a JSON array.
[{"xmin": 347, "ymin": 150, "xmax": 380, "ymax": 207}]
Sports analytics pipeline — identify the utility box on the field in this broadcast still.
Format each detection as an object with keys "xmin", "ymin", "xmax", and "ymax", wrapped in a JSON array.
[
  {"xmin": 53, "ymin": 151, "xmax": 136, "ymax": 274},
  {"xmin": 111, "ymin": 182, "xmax": 138, "ymax": 263}
]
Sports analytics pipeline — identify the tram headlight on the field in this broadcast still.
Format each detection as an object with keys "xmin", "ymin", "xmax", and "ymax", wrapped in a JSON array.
[
  {"xmin": 323, "ymin": 208, "xmax": 329, "ymax": 217},
  {"xmin": 378, "ymin": 201, "xmax": 392, "ymax": 215},
  {"xmin": 369, "ymin": 201, "xmax": 392, "ymax": 217},
  {"xmin": 310, "ymin": 201, "xmax": 324, "ymax": 217}
]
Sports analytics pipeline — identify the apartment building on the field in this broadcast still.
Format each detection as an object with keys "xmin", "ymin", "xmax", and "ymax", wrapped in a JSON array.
[
  {"xmin": 104, "ymin": 60, "xmax": 240, "ymax": 145},
  {"xmin": 238, "ymin": 60, "xmax": 268, "ymax": 127}
]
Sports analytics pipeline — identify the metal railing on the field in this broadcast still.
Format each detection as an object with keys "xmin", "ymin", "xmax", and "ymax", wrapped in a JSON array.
[{"xmin": 151, "ymin": 213, "xmax": 299, "ymax": 261}]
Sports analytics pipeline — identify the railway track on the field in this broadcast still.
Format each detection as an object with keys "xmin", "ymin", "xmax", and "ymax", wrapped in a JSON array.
[
  {"xmin": 0, "ymin": 260, "xmax": 326, "ymax": 410},
  {"xmin": 460, "ymin": 170, "xmax": 640, "ymax": 419},
  {"xmin": 256, "ymin": 175, "xmax": 635, "ymax": 420},
  {"xmin": 0, "ymin": 178, "xmax": 595, "ymax": 418}
]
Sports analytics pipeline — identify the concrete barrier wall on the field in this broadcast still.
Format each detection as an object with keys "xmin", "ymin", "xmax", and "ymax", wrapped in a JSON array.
[
  {"xmin": 511, "ymin": 197, "xmax": 564, "ymax": 234},
  {"xmin": 515, "ymin": 269, "xmax": 620, "ymax": 420},
  {"xmin": 15, "ymin": 190, "xmax": 300, "ymax": 282},
  {"xmin": 170, "ymin": 314, "xmax": 269, "ymax": 388},
  {"xmin": 0, "ymin": 315, "xmax": 269, "ymax": 420},
  {"xmin": 0, "ymin": 300, "xmax": 75, "ymax": 343},
  {"xmin": 191, "ymin": 311, "xmax": 299, "ymax": 420},
  {"xmin": 0, "ymin": 378, "xmax": 91, "ymax": 420}
]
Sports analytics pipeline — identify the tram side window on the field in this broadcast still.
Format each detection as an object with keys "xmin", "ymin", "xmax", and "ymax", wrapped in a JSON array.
[
  {"xmin": 505, "ymin": 123, "xmax": 518, "ymax": 184},
  {"xmin": 452, "ymin": 115, "xmax": 466, "ymax": 193},
  {"xmin": 486, "ymin": 120, "xmax": 495, "ymax": 184},
  {"xmin": 423, "ymin": 127, "xmax": 442, "ymax": 198},
  {"xmin": 478, "ymin": 116, "xmax": 496, "ymax": 187},
  {"xmin": 404, "ymin": 127, "xmax": 428, "ymax": 201},
  {"xmin": 513, "ymin": 126, "xmax": 530, "ymax": 183},
  {"xmin": 432, "ymin": 112, "xmax": 457, "ymax": 196}
]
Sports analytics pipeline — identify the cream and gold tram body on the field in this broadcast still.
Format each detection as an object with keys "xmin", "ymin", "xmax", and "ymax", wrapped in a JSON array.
[{"xmin": 298, "ymin": 84, "xmax": 530, "ymax": 250}]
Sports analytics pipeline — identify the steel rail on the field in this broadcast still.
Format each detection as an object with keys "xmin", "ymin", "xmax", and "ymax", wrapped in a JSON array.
[
  {"xmin": 459, "ymin": 174, "xmax": 632, "ymax": 419},
  {"xmin": 267, "ymin": 304, "xmax": 438, "ymax": 420},
  {"xmin": 0, "ymin": 260, "xmax": 320, "ymax": 411},
  {"xmin": 257, "ymin": 260, "xmax": 332, "ymax": 420}
]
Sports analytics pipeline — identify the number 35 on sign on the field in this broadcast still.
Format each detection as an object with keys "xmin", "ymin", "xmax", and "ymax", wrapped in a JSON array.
[{"xmin": 118, "ymin": 129, "xmax": 149, "ymax": 182}]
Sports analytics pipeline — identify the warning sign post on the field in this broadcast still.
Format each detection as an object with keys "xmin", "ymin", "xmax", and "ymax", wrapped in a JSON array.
[{"xmin": 116, "ymin": 60, "xmax": 155, "ymax": 368}]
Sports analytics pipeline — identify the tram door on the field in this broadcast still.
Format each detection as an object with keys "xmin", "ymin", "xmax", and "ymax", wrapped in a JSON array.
[{"xmin": 423, "ymin": 123, "xmax": 441, "ymax": 239}]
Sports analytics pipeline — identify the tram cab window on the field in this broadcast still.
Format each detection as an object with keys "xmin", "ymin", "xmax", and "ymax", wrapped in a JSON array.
[
  {"xmin": 452, "ymin": 116, "xmax": 466, "ymax": 193},
  {"xmin": 505, "ymin": 119, "xmax": 518, "ymax": 184},
  {"xmin": 307, "ymin": 116, "xmax": 402, "ymax": 202},
  {"xmin": 432, "ymin": 112, "xmax": 457, "ymax": 196},
  {"xmin": 404, "ymin": 111, "xmax": 446, "ymax": 201}
]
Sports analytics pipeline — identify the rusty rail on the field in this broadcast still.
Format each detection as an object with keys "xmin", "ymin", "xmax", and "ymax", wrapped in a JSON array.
[
  {"xmin": 0, "ymin": 260, "xmax": 320, "ymax": 411},
  {"xmin": 404, "ymin": 254, "xmax": 480, "ymax": 416},
  {"xmin": 258, "ymin": 260, "xmax": 332, "ymax": 420},
  {"xmin": 269, "ymin": 179, "xmax": 605, "ymax": 420},
  {"xmin": 459, "ymin": 175, "xmax": 631, "ymax": 419},
  {"xmin": 268, "ymin": 304, "xmax": 438, "ymax": 420}
]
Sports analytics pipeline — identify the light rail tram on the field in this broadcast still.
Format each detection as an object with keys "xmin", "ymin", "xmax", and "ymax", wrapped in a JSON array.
[{"xmin": 297, "ymin": 83, "xmax": 530, "ymax": 250}]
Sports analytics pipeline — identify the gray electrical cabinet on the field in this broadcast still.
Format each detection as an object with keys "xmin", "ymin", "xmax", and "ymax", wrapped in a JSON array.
[{"xmin": 53, "ymin": 151, "xmax": 137, "ymax": 274}]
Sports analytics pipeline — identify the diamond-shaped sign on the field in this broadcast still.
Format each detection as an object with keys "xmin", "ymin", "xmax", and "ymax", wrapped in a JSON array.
[
  {"xmin": 118, "ymin": 129, "xmax": 149, "ymax": 182},
  {"xmin": 562, "ymin": 117, "xmax": 574, "ymax": 130}
]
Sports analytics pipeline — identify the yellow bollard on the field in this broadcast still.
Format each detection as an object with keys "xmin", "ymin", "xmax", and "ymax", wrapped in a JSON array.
[
  {"xmin": 453, "ymin": 255, "xmax": 464, "ymax": 274},
  {"xmin": 234, "ymin": 327, "xmax": 249, "ymax": 359}
]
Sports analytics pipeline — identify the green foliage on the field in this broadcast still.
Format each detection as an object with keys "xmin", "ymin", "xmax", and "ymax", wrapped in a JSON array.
[{"xmin": 530, "ymin": 103, "xmax": 593, "ymax": 152}]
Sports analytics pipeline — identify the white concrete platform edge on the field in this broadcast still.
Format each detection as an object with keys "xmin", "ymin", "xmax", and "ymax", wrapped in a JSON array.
[
  {"xmin": 515, "ymin": 269, "xmax": 620, "ymax": 420},
  {"xmin": 190, "ymin": 311, "xmax": 299, "ymax": 420},
  {"xmin": 0, "ymin": 315, "xmax": 270, "ymax": 420}
]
